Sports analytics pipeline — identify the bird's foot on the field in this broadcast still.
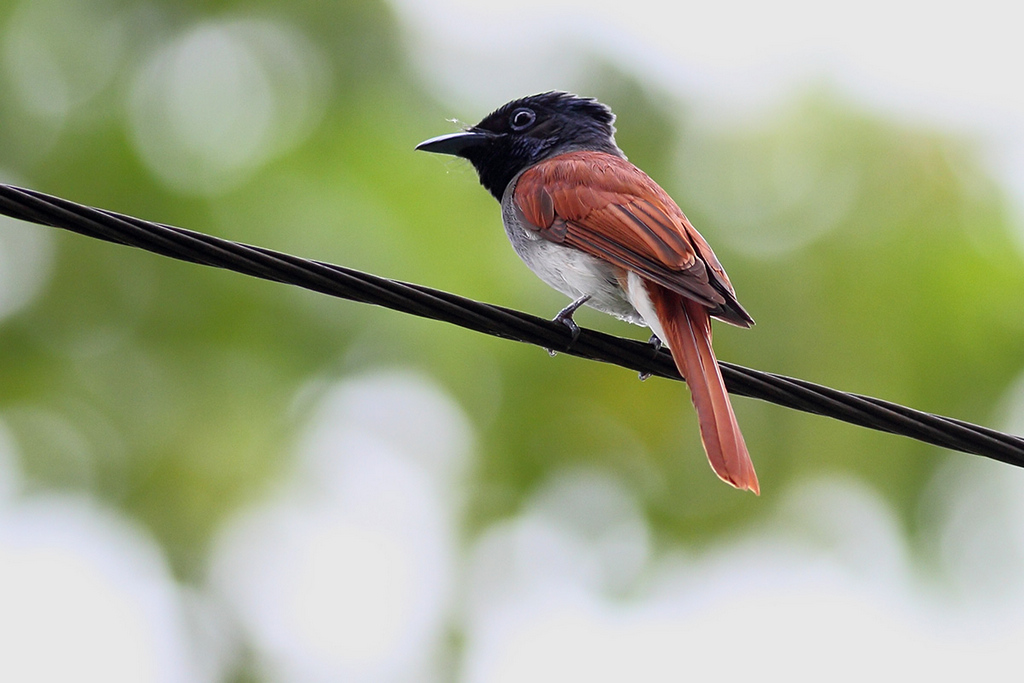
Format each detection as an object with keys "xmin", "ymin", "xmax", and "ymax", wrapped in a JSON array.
[
  {"xmin": 638, "ymin": 334, "xmax": 663, "ymax": 381},
  {"xmin": 547, "ymin": 295, "xmax": 591, "ymax": 353}
]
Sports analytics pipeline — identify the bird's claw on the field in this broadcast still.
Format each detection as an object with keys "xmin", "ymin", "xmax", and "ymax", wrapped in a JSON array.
[
  {"xmin": 557, "ymin": 315, "xmax": 582, "ymax": 343},
  {"xmin": 551, "ymin": 295, "xmax": 591, "ymax": 350},
  {"xmin": 638, "ymin": 334, "xmax": 663, "ymax": 381}
]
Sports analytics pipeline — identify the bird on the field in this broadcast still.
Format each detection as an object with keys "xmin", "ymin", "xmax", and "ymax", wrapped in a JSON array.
[{"xmin": 417, "ymin": 91, "xmax": 758, "ymax": 494}]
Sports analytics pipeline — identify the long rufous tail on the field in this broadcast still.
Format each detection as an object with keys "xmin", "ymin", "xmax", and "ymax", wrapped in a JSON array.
[{"xmin": 647, "ymin": 284, "xmax": 759, "ymax": 494}]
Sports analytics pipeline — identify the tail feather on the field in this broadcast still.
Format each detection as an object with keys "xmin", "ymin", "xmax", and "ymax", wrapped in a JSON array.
[{"xmin": 646, "ymin": 283, "xmax": 759, "ymax": 494}]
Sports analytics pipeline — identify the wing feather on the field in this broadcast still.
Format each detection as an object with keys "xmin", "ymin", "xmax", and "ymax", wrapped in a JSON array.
[{"xmin": 514, "ymin": 151, "xmax": 753, "ymax": 326}]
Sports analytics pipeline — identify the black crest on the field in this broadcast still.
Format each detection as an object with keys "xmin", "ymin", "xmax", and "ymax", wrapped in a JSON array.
[{"xmin": 475, "ymin": 92, "xmax": 616, "ymax": 138}]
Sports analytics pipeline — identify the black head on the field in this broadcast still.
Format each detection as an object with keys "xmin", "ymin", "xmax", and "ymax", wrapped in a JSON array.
[{"xmin": 416, "ymin": 92, "xmax": 620, "ymax": 201}]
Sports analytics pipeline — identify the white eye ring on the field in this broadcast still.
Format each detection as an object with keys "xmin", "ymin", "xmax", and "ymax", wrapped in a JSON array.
[{"xmin": 510, "ymin": 108, "xmax": 536, "ymax": 131}]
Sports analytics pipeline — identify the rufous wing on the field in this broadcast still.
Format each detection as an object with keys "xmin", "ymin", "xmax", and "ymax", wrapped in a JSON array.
[{"xmin": 513, "ymin": 151, "xmax": 753, "ymax": 327}]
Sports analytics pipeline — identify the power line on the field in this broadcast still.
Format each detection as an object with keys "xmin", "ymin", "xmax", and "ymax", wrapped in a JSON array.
[{"xmin": 0, "ymin": 182, "xmax": 1021, "ymax": 466}]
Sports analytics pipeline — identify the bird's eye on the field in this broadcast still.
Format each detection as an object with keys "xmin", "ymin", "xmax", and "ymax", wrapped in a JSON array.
[{"xmin": 510, "ymin": 108, "xmax": 536, "ymax": 131}]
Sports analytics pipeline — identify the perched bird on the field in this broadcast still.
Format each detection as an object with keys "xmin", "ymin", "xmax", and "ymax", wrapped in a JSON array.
[{"xmin": 417, "ymin": 92, "xmax": 758, "ymax": 493}]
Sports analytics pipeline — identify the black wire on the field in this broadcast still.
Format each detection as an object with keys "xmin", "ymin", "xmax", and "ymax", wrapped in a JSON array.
[{"xmin": 1, "ymin": 182, "xmax": 1022, "ymax": 467}]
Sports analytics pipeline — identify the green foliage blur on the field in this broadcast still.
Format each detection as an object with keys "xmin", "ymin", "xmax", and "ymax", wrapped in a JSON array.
[{"xmin": 0, "ymin": 0, "xmax": 1022, "ymax": 582}]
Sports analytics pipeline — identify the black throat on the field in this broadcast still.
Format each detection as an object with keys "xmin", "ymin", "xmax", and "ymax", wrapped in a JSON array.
[{"xmin": 462, "ymin": 136, "xmax": 558, "ymax": 201}]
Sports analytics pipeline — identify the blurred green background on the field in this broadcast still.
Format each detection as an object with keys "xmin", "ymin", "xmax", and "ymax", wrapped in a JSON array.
[{"xmin": 1, "ymin": 0, "xmax": 1024, "ymax": 678}]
